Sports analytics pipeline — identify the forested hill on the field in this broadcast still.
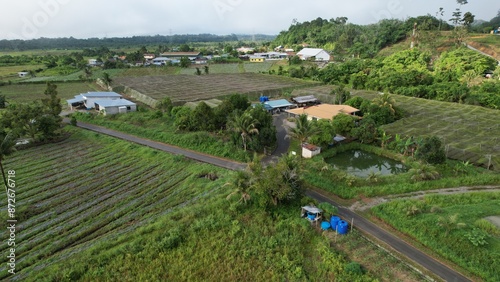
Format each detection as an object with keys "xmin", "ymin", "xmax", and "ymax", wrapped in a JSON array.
[
  {"xmin": 0, "ymin": 34, "xmax": 241, "ymax": 51},
  {"xmin": 273, "ymin": 16, "xmax": 454, "ymax": 58}
]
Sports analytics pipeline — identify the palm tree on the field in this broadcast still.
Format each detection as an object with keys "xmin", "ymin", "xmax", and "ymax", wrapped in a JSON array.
[
  {"xmin": 0, "ymin": 133, "xmax": 16, "ymax": 192},
  {"xmin": 409, "ymin": 163, "xmax": 440, "ymax": 182},
  {"xmin": 372, "ymin": 93, "xmax": 396, "ymax": 114},
  {"xmin": 101, "ymin": 72, "xmax": 112, "ymax": 89},
  {"xmin": 286, "ymin": 114, "xmax": 320, "ymax": 144},
  {"xmin": 84, "ymin": 67, "xmax": 92, "ymax": 81},
  {"xmin": 225, "ymin": 170, "xmax": 253, "ymax": 204},
  {"xmin": 227, "ymin": 112, "xmax": 259, "ymax": 151}
]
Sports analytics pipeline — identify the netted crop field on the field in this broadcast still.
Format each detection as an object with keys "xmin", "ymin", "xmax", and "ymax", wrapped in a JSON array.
[{"xmin": 114, "ymin": 73, "xmax": 318, "ymax": 105}]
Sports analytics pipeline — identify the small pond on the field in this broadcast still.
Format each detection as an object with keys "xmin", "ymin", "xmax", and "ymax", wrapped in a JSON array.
[{"xmin": 325, "ymin": 150, "xmax": 407, "ymax": 178}]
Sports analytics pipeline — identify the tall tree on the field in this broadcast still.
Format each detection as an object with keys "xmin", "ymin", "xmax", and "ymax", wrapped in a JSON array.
[
  {"xmin": 101, "ymin": 72, "xmax": 112, "ymax": 88},
  {"xmin": 227, "ymin": 112, "xmax": 259, "ymax": 151},
  {"xmin": 287, "ymin": 114, "xmax": 319, "ymax": 144},
  {"xmin": 372, "ymin": 93, "xmax": 396, "ymax": 114},
  {"xmin": 225, "ymin": 170, "xmax": 253, "ymax": 204},
  {"xmin": 42, "ymin": 82, "xmax": 62, "ymax": 118}
]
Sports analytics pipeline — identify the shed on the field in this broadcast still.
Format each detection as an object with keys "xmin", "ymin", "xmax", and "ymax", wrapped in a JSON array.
[
  {"xmin": 292, "ymin": 95, "xmax": 319, "ymax": 106},
  {"xmin": 302, "ymin": 143, "xmax": 321, "ymax": 158},
  {"xmin": 263, "ymin": 99, "xmax": 294, "ymax": 114},
  {"xmin": 301, "ymin": 206, "xmax": 323, "ymax": 225},
  {"xmin": 94, "ymin": 99, "xmax": 137, "ymax": 115},
  {"xmin": 296, "ymin": 48, "xmax": 331, "ymax": 61},
  {"xmin": 66, "ymin": 91, "xmax": 123, "ymax": 110}
]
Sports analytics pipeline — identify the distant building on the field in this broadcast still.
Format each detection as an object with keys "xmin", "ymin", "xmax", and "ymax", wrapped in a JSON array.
[
  {"xmin": 18, "ymin": 71, "xmax": 29, "ymax": 78},
  {"xmin": 302, "ymin": 143, "xmax": 321, "ymax": 158},
  {"xmin": 296, "ymin": 48, "xmax": 331, "ymax": 61},
  {"xmin": 67, "ymin": 91, "xmax": 137, "ymax": 115},
  {"xmin": 88, "ymin": 59, "xmax": 101, "ymax": 67},
  {"xmin": 152, "ymin": 57, "xmax": 171, "ymax": 65},
  {"xmin": 249, "ymin": 56, "xmax": 265, "ymax": 63},
  {"xmin": 237, "ymin": 47, "xmax": 255, "ymax": 53},
  {"xmin": 160, "ymin": 52, "xmax": 201, "ymax": 61},
  {"xmin": 143, "ymin": 53, "xmax": 155, "ymax": 60}
]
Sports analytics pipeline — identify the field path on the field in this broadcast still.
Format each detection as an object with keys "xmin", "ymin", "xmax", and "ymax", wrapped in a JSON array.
[
  {"xmin": 350, "ymin": 185, "xmax": 500, "ymax": 211},
  {"xmin": 72, "ymin": 120, "xmax": 247, "ymax": 171},
  {"xmin": 69, "ymin": 119, "xmax": 473, "ymax": 282}
]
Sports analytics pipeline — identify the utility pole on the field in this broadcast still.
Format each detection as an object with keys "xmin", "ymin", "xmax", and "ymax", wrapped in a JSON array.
[{"xmin": 410, "ymin": 22, "xmax": 417, "ymax": 49}]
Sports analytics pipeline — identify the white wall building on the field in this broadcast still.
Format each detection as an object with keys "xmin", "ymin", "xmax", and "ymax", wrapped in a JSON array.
[
  {"xmin": 296, "ymin": 48, "xmax": 331, "ymax": 61},
  {"xmin": 95, "ymin": 99, "xmax": 137, "ymax": 115}
]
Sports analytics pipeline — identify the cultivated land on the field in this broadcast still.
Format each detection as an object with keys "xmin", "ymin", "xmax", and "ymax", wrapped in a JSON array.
[
  {"xmin": 114, "ymin": 73, "xmax": 319, "ymax": 105},
  {"xmin": 371, "ymin": 192, "xmax": 500, "ymax": 281},
  {"xmin": 292, "ymin": 86, "xmax": 500, "ymax": 170},
  {"xmin": 0, "ymin": 82, "xmax": 100, "ymax": 103},
  {"xmin": 0, "ymin": 128, "xmax": 231, "ymax": 280}
]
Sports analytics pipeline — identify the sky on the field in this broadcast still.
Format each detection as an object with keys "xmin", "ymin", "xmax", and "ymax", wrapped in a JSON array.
[{"xmin": 1, "ymin": 0, "xmax": 499, "ymax": 40}]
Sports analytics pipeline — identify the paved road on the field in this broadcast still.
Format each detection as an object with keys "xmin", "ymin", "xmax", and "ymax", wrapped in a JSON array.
[
  {"xmin": 263, "ymin": 113, "xmax": 290, "ymax": 165},
  {"xmin": 306, "ymin": 189, "xmax": 472, "ymax": 282},
  {"xmin": 74, "ymin": 120, "xmax": 247, "ymax": 171},
  {"xmin": 71, "ymin": 119, "xmax": 472, "ymax": 282}
]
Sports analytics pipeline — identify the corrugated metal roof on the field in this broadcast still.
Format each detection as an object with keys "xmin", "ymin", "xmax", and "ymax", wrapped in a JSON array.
[
  {"xmin": 67, "ymin": 97, "xmax": 85, "ymax": 104},
  {"xmin": 297, "ymin": 48, "xmax": 326, "ymax": 57},
  {"xmin": 83, "ymin": 92, "xmax": 122, "ymax": 98},
  {"xmin": 264, "ymin": 99, "xmax": 294, "ymax": 109},
  {"xmin": 94, "ymin": 99, "xmax": 136, "ymax": 108},
  {"xmin": 293, "ymin": 95, "xmax": 318, "ymax": 104}
]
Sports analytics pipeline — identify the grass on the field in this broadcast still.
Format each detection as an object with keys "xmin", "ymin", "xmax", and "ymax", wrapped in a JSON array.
[
  {"xmin": 371, "ymin": 192, "xmax": 500, "ymax": 281},
  {"xmin": 73, "ymin": 110, "xmax": 253, "ymax": 162},
  {"xmin": 0, "ymin": 81, "xmax": 100, "ymax": 104},
  {"xmin": 0, "ymin": 127, "xmax": 232, "ymax": 280},
  {"xmin": 0, "ymin": 64, "xmax": 45, "ymax": 80}
]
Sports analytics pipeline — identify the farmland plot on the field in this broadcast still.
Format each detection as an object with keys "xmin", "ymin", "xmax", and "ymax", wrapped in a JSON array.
[
  {"xmin": 114, "ymin": 73, "xmax": 318, "ymax": 106},
  {"xmin": 0, "ymin": 128, "xmax": 231, "ymax": 281},
  {"xmin": 292, "ymin": 86, "xmax": 500, "ymax": 170},
  {"xmin": 0, "ymin": 82, "xmax": 99, "ymax": 104}
]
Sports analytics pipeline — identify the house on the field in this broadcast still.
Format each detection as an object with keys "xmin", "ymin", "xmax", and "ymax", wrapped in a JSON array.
[
  {"xmin": 237, "ymin": 47, "xmax": 255, "ymax": 53},
  {"xmin": 302, "ymin": 143, "xmax": 321, "ymax": 158},
  {"xmin": 263, "ymin": 99, "xmax": 295, "ymax": 114},
  {"xmin": 67, "ymin": 91, "xmax": 123, "ymax": 110},
  {"xmin": 144, "ymin": 53, "xmax": 155, "ymax": 60},
  {"xmin": 296, "ymin": 48, "xmax": 331, "ymax": 61},
  {"xmin": 194, "ymin": 57, "xmax": 208, "ymax": 64},
  {"xmin": 249, "ymin": 56, "xmax": 265, "ymax": 63},
  {"xmin": 88, "ymin": 59, "xmax": 100, "ymax": 66},
  {"xmin": 285, "ymin": 104, "xmax": 360, "ymax": 121},
  {"xmin": 152, "ymin": 57, "xmax": 171, "ymax": 65},
  {"xmin": 94, "ymin": 99, "xmax": 137, "ymax": 115},
  {"xmin": 18, "ymin": 71, "xmax": 29, "ymax": 78}
]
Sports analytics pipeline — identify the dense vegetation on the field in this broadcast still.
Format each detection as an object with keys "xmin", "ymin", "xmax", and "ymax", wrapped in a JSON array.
[{"xmin": 372, "ymin": 192, "xmax": 500, "ymax": 281}]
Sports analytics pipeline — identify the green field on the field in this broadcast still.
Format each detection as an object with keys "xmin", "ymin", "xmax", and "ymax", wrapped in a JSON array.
[
  {"xmin": 292, "ymin": 86, "xmax": 500, "ymax": 170},
  {"xmin": 0, "ymin": 128, "xmax": 232, "ymax": 280},
  {"xmin": 371, "ymin": 192, "xmax": 500, "ymax": 281},
  {"xmin": 0, "ymin": 81, "xmax": 100, "ymax": 104},
  {"xmin": 0, "ymin": 65, "xmax": 45, "ymax": 80}
]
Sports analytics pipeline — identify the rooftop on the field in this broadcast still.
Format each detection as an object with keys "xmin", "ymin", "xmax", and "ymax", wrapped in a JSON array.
[
  {"xmin": 292, "ymin": 95, "xmax": 318, "ymax": 104},
  {"xmin": 297, "ymin": 48, "xmax": 327, "ymax": 56},
  {"xmin": 286, "ymin": 104, "xmax": 359, "ymax": 120},
  {"xmin": 94, "ymin": 99, "xmax": 136, "ymax": 107},
  {"xmin": 264, "ymin": 99, "xmax": 294, "ymax": 109},
  {"xmin": 83, "ymin": 92, "xmax": 122, "ymax": 98}
]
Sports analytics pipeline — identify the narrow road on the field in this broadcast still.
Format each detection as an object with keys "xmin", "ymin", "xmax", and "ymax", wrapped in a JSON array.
[
  {"xmin": 74, "ymin": 121, "xmax": 247, "ymax": 171},
  {"xmin": 466, "ymin": 44, "xmax": 500, "ymax": 65},
  {"xmin": 71, "ymin": 119, "xmax": 472, "ymax": 282},
  {"xmin": 306, "ymin": 190, "xmax": 472, "ymax": 282}
]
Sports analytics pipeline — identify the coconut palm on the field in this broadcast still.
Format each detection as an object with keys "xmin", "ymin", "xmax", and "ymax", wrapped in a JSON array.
[
  {"xmin": 372, "ymin": 93, "xmax": 396, "ymax": 114},
  {"xmin": 227, "ymin": 112, "xmax": 259, "ymax": 151},
  {"xmin": 101, "ymin": 72, "xmax": 112, "ymax": 88},
  {"xmin": 409, "ymin": 163, "xmax": 440, "ymax": 182},
  {"xmin": 225, "ymin": 170, "xmax": 253, "ymax": 204},
  {"xmin": 286, "ymin": 114, "xmax": 320, "ymax": 144},
  {"xmin": 0, "ymin": 133, "xmax": 16, "ymax": 192}
]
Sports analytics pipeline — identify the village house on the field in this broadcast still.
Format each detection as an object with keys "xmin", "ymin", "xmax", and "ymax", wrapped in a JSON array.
[
  {"xmin": 296, "ymin": 48, "xmax": 331, "ymax": 61},
  {"xmin": 285, "ymin": 104, "xmax": 359, "ymax": 121}
]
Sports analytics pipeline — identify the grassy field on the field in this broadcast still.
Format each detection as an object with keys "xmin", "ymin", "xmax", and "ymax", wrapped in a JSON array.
[
  {"xmin": 115, "ymin": 73, "xmax": 319, "ymax": 105},
  {"xmin": 0, "ymin": 81, "xmax": 100, "ymax": 104},
  {"xmin": 371, "ymin": 192, "xmax": 500, "ymax": 281},
  {"xmin": 0, "ymin": 127, "xmax": 404, "ymax": 281},
  {"xmin": 0, "ymin": 128, "xmax": 233, "ymax": 280},
  {"xmin": 292, "ymin": 86, "xmax": 500, "ymax": 170},
  {"xmin": 0, "ymin": 64, "xmax": 45, "ymax": 80}
]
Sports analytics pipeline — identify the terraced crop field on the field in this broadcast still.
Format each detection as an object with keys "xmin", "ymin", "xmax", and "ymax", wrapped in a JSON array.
[
  {"xmin": 0, "ymin": 128, "xmax": 230, "ymax": 280},
  {"xmin": 114, "ymin": 73, "xmax": 319, "ymax": 105},
  {"xmin": 292, "ymin": 86, "xmax": 500, "ymax": 170}
]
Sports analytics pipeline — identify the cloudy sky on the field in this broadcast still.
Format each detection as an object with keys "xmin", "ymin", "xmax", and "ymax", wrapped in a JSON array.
[{"xmin": 1, "ymin": 0, "xmax": 498, "ymax": 40}]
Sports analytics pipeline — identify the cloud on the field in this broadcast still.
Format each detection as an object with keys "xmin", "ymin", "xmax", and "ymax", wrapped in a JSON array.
[{"xmin": 0, "ymin": 0, "xmax": 498, "ymax": 39}]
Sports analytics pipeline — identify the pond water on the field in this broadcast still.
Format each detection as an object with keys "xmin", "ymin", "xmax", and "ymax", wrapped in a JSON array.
[{"xmin": 325, "ymin": 150, "xmax": 407, "ymax": 178}]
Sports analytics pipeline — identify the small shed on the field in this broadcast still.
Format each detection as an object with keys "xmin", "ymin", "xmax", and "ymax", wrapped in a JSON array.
[
  {"xmin": 18, "ymin": 72, "xmax": 29, "ymax": 78},
  {"xmin": 292, "ymin": 95, "xmax": 319, "ymax": 107},
  {"xmin": 302, "ymin": 143, "xmax": 321, "ymax": 158},
  {"xmin": 301, "ymin": 206, "xmax": 323, "ymax": 225}
]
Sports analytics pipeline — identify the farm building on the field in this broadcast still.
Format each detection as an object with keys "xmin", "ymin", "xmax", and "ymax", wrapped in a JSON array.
[
  {"xmin": 249, "ymin": 56, "xmax": 265, "ymax": 63},
  {"xmin": 160, "ymin": 52, "xmax": 201, "ymax": 60},
  {"xmin": 152, "ymin": 57, "xmax": 171, "ymax": 65},
  {"xmin": 18, "ymin": 71, "xmax": 29, "ymax": 78},
  {"xmin": 296, "ymin": 48, "xmax": 331, "ymax": 61},
  {"xmin": 67, "ymin": 91, "xmax": 124, "ymax": 110},
  {"xmin": 292, "ymin": 95, "xmax": 320, "ymax": 107},
  {"xmin": 262, "ymin": 99, "xmax": 295, "ymax": 114},
  {"xmin": 302, "ymin": 143, "xmax": 321, "ymax": 158},
  {"xmin": 95, "ymin": 99, "xmax": 137, "ymax": 115},
  {"xmin": 285, "ymin": 104, "xmax": 360, "ymax": 121}
]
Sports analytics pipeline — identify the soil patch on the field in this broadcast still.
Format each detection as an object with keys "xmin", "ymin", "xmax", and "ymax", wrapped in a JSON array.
[{"xmin": 485, "ymin": 216, "xmax": 500, "ymax": 229}]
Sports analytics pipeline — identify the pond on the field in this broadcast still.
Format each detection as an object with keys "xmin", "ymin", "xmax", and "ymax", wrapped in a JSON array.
[{"xmin": 325, "ymin": 150, "xmax": 407, "ymax": 178}]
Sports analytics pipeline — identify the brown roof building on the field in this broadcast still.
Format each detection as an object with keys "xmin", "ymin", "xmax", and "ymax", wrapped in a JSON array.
[{"xmin": 285, "ymin": 104, "xmax": 360, "ymax": 120}]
